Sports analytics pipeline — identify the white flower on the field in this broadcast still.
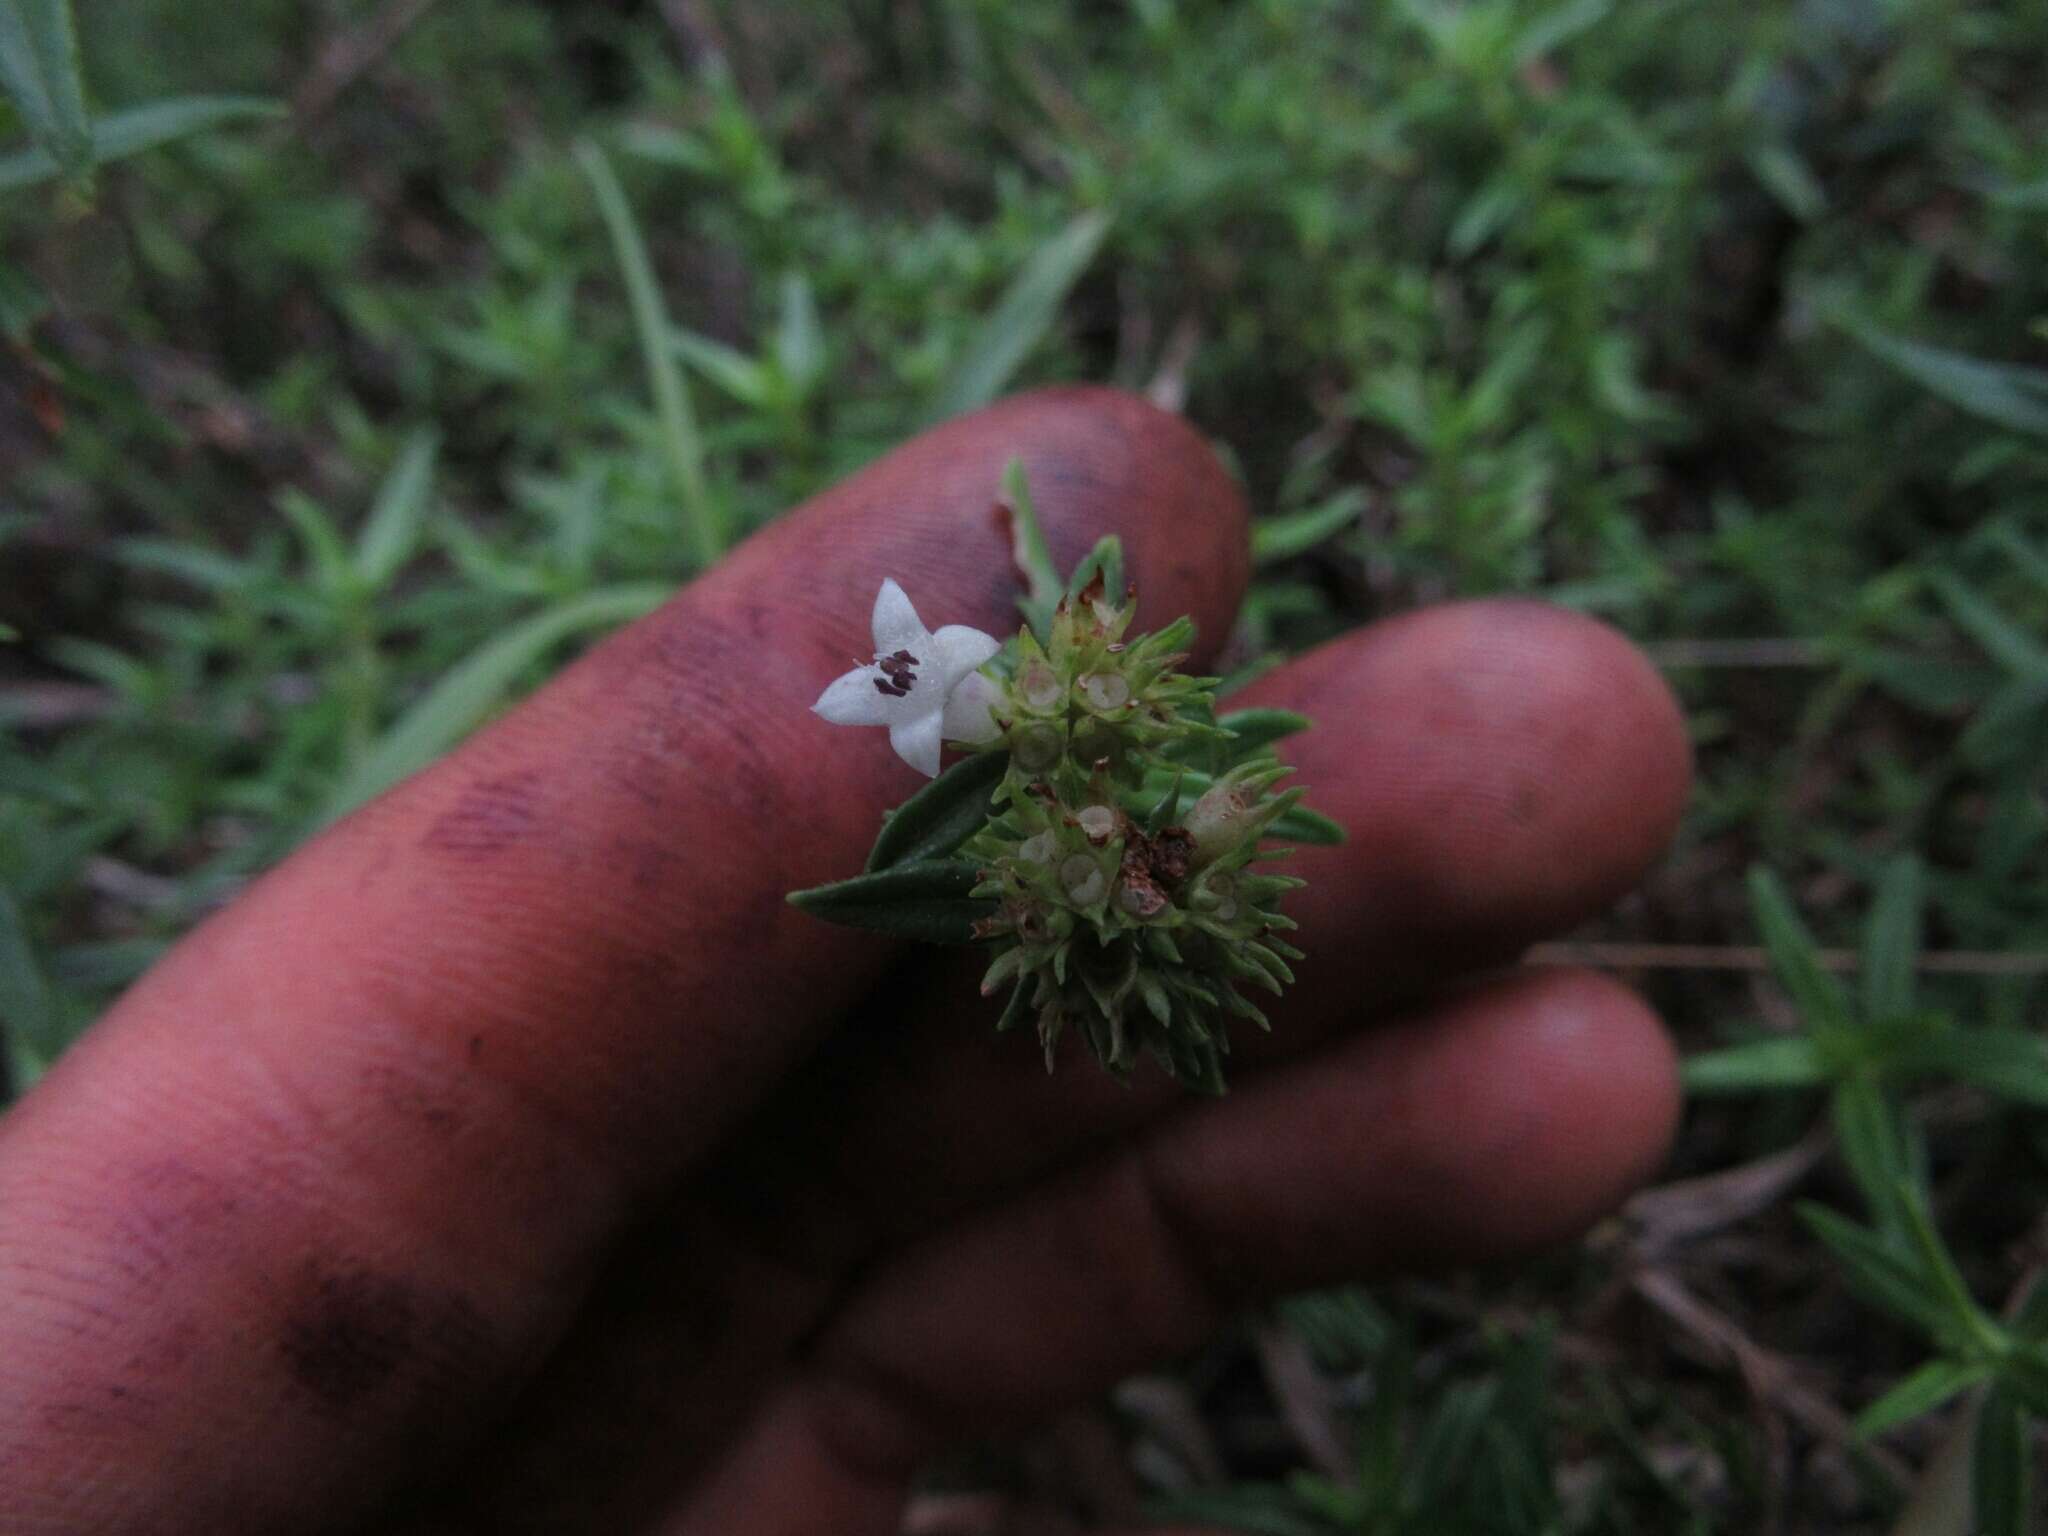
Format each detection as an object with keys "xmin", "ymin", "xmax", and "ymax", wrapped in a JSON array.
[{"xmin": 812, "ymin": 579, "xmax": 1004, "ymax": 777}]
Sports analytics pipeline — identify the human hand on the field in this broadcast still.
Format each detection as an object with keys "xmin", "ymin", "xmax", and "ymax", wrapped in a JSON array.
[{"xmin": 0, "ymin": 388, "xmax": 1691, "ymax": 1535}]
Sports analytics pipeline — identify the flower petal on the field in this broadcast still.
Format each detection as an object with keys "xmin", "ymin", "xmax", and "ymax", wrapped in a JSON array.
[
  {"xmin": 932, "ymin": 624, "xmax": 1002, "ymax": 689},
  {"xmin": 889, "ymin": 710, "xmax": 946, "ymax": 778},
  {"xmin": 813, "ymin": 666, "xmax": 898, "ymax": 726},
  {"xmin": 870, "ymin": 578, "xmax": 930, "ymax": 657},
  {"xmin": 942, "ymin": 670, "xmax": 1004, "ymax": 745}
]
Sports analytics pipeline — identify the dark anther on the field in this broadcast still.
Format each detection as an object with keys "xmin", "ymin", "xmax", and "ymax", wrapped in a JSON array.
[{"xmin": 872, "ymin": 648, "xmax": 920, "ymax": 697}]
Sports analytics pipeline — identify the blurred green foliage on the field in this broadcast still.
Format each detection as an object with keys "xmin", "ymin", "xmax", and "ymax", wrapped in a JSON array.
[{"xmin": 3, "ymin": 0, "xmax": 2047, "ymax": 1525}]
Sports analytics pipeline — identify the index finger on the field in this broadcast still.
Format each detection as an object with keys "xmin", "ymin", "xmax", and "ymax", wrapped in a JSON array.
[{"xmin": 0, "ymin": 388, "xmax": 1249, "ymax": 1534}]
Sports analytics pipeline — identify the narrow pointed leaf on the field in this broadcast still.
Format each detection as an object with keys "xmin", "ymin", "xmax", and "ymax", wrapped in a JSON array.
[
  {"xmin": 1972, "ymin": 1385, "xmax": 2029, "ymax": 1536},
  {"xmin": 1856, "ymin": 1358, "xmax": 1989, "ymax": 1437},
  {"xmin": 1252, "ymin": 489, "xmax": 1365, "ymax": 565},
  {"xmin": 1748, "ymin": 866, "xmax": 1853, "ymax": 1032},
  {"xmin": 1839, "ymin": 317, "xmax": 2048, "ymax": 438},
  {"xmin": 1832, "ymin": 1076, "xmax": 1911, "ymax": 1223},
  {"xmin": 354, "ymin": 427, "xmax": 440, "ymax": 590},
  {"xmin": 774, "ymin": 270, "xmax": 824, "ymax": 387},
  {"xmin": 0, "ymin": 94, "xmax": 282, "ymax": 193},
  {"xmin": 865, "ymin": 748, "xmax": 1007, "ymax": 871},
  {"xmin": 786, "ymin": 860, "xmax": 992, "ymax": 944},
  {"xmin": 1797, "ymin": 1202, "xmax": 1949, "ymax": 1338},
  {"xmin": 999, "ymin": 458, "xmax": 1062, "ymax": 642},
  {"xmin": 1893, "ymin": 1028, "xmax": 2048, "ymax": 1108},
  {"xmin": 1273, "ymin": 802, "xmax": 1345, "ymax": 845},
  {"xmin": 1682, "ymin": 1034, "xmax": 1826, "ymax": 1093},
  {"xmin": 0, "ymin": 0, "xmax": 90, "ymax": 179},
  {"xmin": 1214, "ymin": 708, "xmax": 1314, "ymax": 759},
  {"xmin": 1861, "ymin": 855, "xmax": 1922, "ymax": 1023},
  {"xmin": 1931, "ymin": 572, "xmax": 2048, "ymax": 677}
]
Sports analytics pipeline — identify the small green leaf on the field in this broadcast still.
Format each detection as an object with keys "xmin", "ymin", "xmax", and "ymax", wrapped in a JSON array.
[
  {"xmin": 1856, "ymin": 1358, "xmax": 1989, "ymax": 1437},
  {"xmin": 0, "ymin": 94, "xmax": 282, "ymax": 193},
  {"xmin": 354, "ymin": 427, "xmax": 440, "ymax": 591},
  {"xmin": 1958, "ymin": 676, "xmax": 2048, "ymax": 767},
  {"xmin": 923, "ymin": 207, "xmax": 1112, "ymax": 425},
  {"xmin": 1832, "ymin": 1076, "xmax": 1910, "ymax": 1222},
  {"xmin": 1748, "ymin": 866, "xmax": 1854, "ymax": 1034},
  {"xmin": 1972, "ymin": 1384, "xmax": 2030, "ymax": 1536},
  {"xmin": 672, "ymin": 328, "xmax": 770, "ymax": 406},
  {"xmin": 787, "ymin": 861, "xmax": 994, "ymax": 944},
  {"xmin": 1681, "ymin": 1034, "xmax": 1827, "ymax": 1093},
  {"xmin": 1272, "ymin": 802, "xmax": 1344, "ymax": 845},
  {"xmin": 774, "ymin": 270, "xmax": 825, "ymax": 388},
  {"xmin": 1893, "ymin": 1028, "xmax": 2048, "ymax": 1108},
  {"xmin": 1839, "ymin": 317, "xmax": 2048, "ymax": 439},
  {"xmin": 1214, "ymin": 708, "xmax": 1314, "ymax": 758},
  {"xmin": 1930, "ymin": 572, "xmax": 2048, "ymax": 678},
  {"xmin": 999, "ymin": 458, "xmax": 1062, "ymax": 643},
  {"xmin": 1798, "ymin": 1202, "xmax": 1949, "ymax": 1339},
  {"xmin": 1252, "ymin": 490, "xmax": 1365, "ymax": 565},
  {"xmin": 1900, "ymin": 1187, "xmax": 2007, "ymax": 1358},
  {"xmin": 865, "ymin": 749, "xmax": 1008, "ymax": 872},
  {"xmin": 1747, "ymin": 143, "xmax": 1826, "ymax": 221},
  {"xmin": 319, "ymin": 583, "xmax": 669, "ymax": 825},
  {"xmin": 276, "ymin": 489, "xmax": 353, "ymax": 594},
  {"xmin": 573, "ymin": 139, "xmax": 719, "ymax": 567},
  {"xmin": 0, "ymin": 0, "xmax": 90, "ymax": 180}
]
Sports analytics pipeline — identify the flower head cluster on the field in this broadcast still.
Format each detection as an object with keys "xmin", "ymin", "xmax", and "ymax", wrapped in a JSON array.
[
  {"xmin": 804, "ymin": 568, "xmax": 1320, "ymax": 1093},
  {"xmin": 961, "ymin": 583, "xmax": 1305, "ymax": 1091}
]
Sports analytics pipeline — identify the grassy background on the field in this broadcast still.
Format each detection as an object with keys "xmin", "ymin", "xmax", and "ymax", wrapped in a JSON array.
[{"xmin": 3, "ymin": 0, "xmax": 2047, "ymax": 1528}]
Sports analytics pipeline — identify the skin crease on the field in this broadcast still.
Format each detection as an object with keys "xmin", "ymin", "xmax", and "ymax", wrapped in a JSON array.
[{"xmin": 0, "ymin": 388, "xmax": 1691, "ymax": 1536}]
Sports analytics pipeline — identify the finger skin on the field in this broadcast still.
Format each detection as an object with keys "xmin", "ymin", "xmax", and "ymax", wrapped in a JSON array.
[
  {"xmin": 663, "ymin": 968, "xmax": 1680, "ymax": 1535},
  {"xmin": 0, "ymin": 389, "xmax": 1248, "ymax": 1535},
  {"xmin": 809, "ymin": 968, "xmax": 1681, "ymax": 1480},
  {"xmin": 418, "ymin": 601, "xmax": 1689, "ymax": 1531}
]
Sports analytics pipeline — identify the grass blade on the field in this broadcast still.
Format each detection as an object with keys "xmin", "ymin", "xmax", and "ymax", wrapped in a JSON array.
[
  {"xmin": 319, "ymin": 582, "xmax": 669, "ymax": 825},
  {"xmin": 573, "ymin": 139, "xmax": 720, "ymax": 567},
  {"xmin": 923, "ymin": 208, "xmax": 1111, "ymax": 425},
  {"xmin": 0, "ymin": 94, "xmax": 281, "ymax": 193},
  {"xmin": 0, "ymin": 0, "xmax": 90, "ymax": 179}
]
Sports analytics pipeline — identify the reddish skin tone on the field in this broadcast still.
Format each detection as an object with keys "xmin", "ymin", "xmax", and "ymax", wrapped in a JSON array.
[{"xmin": 0, "ymin": 388, "xmax": 1691, "ymax": 1535}]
